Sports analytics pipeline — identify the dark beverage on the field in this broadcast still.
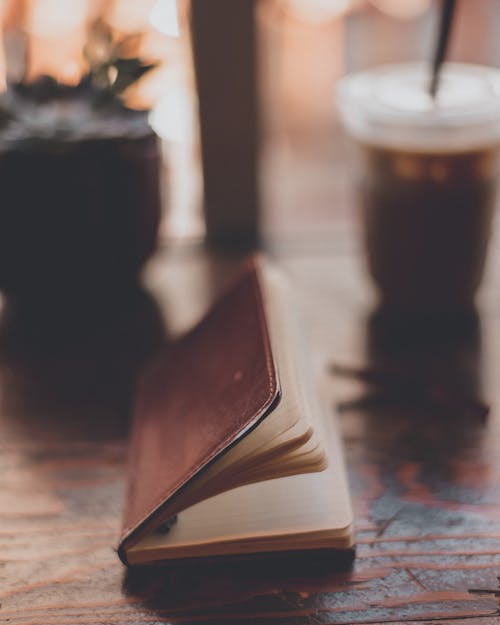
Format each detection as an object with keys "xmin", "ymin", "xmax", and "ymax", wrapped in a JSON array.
[
  {"xmin": 360, "ymin": 144, "xmax": 498, "ymax": 312},
  {"xmin": 337, "ymin": 63, "xmax": 500, "ymax": 313}
]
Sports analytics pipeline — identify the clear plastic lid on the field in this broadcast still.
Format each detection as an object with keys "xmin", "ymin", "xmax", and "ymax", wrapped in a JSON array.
[{"xmin": 336, "ymin": 63, "xmax": 500, "ymax": 152}]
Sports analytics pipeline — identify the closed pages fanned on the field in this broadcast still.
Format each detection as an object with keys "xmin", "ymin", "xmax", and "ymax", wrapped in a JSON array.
[{"xmin": 119, "ymin": 257, "xmax": 353, "ymax": 565}]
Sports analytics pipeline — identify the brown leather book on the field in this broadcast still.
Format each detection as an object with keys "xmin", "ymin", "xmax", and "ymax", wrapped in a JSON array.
[{"xmin": 118, "ymin": 257, "xmax": 353, "ymax": 566}]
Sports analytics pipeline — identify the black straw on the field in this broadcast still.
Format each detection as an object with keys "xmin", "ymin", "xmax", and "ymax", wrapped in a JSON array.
[{"xmin": 429, "ymin": 0, "xmax": 457, "ymax": 98}]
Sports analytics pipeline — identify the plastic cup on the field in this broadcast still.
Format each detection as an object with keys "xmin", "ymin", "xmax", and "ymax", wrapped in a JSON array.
[{"xmin": 337, "ymin": 63, "xmax": 500, "ymax": 314}]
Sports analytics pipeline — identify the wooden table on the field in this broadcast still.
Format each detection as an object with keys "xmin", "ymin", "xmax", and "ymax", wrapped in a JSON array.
[{"xmin": 2, "ymin": 235, "xmax": 500, "ymax": 625}]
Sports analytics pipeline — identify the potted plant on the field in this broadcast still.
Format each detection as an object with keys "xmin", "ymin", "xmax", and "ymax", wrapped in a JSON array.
[{"xmin": 0, "ymin": 18, "xmax": 162, "ymax": 299}]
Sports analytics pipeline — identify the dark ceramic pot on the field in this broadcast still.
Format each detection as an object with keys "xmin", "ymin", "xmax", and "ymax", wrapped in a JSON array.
[{"xmin": 0, "ymin": 125, "xmax": 162, "ymax": 298}]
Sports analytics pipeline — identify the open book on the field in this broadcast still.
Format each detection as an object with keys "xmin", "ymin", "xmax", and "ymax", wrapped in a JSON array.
[{"xmin": 118, "ymin": 257, "xmax": 353, "ymax": 565}]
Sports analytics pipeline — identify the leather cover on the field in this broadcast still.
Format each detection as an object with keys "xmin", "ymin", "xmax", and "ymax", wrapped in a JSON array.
[{"xmin": 118, "ymin": 259, "xmax": 280, "ymax": 563}]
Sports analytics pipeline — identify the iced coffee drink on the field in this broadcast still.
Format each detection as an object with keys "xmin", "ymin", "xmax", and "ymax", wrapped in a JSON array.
[{"xmin": 337, "ymin": 63, "xmax": 500, "ymax": 313}]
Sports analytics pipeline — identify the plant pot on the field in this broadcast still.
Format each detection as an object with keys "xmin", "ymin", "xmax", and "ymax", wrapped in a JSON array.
[{"xmin": 0, "ymin": 121, "xmax": 162, "ymax": 299}]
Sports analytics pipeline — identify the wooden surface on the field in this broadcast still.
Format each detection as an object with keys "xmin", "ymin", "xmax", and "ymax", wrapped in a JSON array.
[{"xmin": 1, "ymin": 234, "xmax": 500, "ymax": 624}]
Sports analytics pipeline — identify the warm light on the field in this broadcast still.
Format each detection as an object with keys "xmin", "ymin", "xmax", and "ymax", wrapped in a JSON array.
[
  {"xmin": 286, "ymin": 0, "xmax": 351, "ymax": 23},
  {"xmin": 28, "ymin": 0, "xmax": 88, "ymax": 37},
  {"xmin": 369, "ymin": 0, "xmax": 431, "ymax": 19},
  {"xmin": 26, "ymin": 0, "xmax": 89, "ymax": 85},
  {"xmin": 107, "ymin": 0, "xmax": 155, "ymax": 32},
  {"xmin": 123, "ymin": 64, "xmax": 166, "ymax": 110},
  {"xmin": 57, "ymin": 60, "xmax": 82, "ymax": 84},
  {"xmin": 149, "ymin": 85, "xmax": 193, "ymax": 143},
  {"xmin": 150, "ymin": 0, "xmax": 180, "ymax": 38},
  {"xmin": 27, "ymin": 36, "xmax": 87, "ymax": 84}
]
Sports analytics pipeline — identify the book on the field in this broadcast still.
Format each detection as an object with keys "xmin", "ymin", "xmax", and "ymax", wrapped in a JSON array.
[{"xmin": 118, "ymin": 257, "xmax": 353, "ymax": 565}]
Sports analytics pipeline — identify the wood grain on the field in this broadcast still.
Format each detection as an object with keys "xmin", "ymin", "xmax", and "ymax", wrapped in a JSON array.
[
  {"xmin": 1, "ymin": 241, "xmax": 500, "ymax": 624},
  {"xmin": 3, "ymin": 5, "xmax": 500, "ymax": 619}
]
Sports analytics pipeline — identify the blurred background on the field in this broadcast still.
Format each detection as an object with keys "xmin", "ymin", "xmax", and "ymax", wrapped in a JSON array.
[
  {"xmin": 258, "ymin": 0, "xmax": 500, "ymax": 250},
  {"xmin": 2, "ymin": 0, "xmax": 500, "ymax": 249}
]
